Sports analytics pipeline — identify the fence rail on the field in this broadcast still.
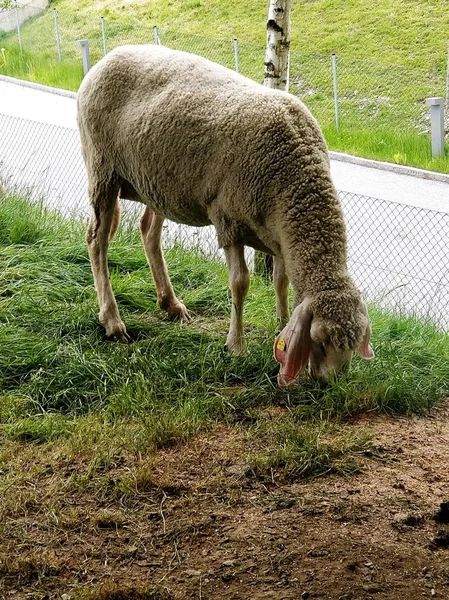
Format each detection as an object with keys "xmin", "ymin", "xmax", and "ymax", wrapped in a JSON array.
[
  {"xmin": 0, "ymin": 2, "xmax": 447, "ymax": 144},
  {"xmin": 1, "ymin": 110, "xmax": 448, "ymax": 328}
]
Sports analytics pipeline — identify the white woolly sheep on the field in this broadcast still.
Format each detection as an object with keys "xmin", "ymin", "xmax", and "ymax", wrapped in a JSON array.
[{"xmin": 77, "ymin": 44, "xmax": 374, "ymax": 386}]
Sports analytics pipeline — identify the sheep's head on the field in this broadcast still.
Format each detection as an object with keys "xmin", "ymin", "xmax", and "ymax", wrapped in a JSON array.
[{"xmin": 274, "ymin": 291, "xmax": 374, "ymax": 387}]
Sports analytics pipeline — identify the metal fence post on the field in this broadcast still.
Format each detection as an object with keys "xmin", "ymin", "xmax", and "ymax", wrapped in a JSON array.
[
  {"xmin": 53, "ymin": 9, "xmax": 62, "ymax": 63},
  {"xmin": 233, "ymin": 38, "xmax": 239, "ymax": 73},
  {"xmin": 76, "ymin": 39, "xmax": 91, "ymax": 76},
  {"xmin": 446, "ymin": 41, "xmax": 449, "ymax": 128},
  {"xmin": 15, "ymin": 3, "xmax": 23, "ymax": 56},
  {"xmin": 426, "ymin": 97, "xmax": 445, "ymax": 157},
  {"xmin": 332, "ymin": 53, "xmax": 339, "ymax": 132},
  {"xmin": 101, "ymin": 17, "xmax": 107, "ymax": 56},
  {"xmin": 153, "ymin": 26, "xmax": 160, "ymax": 45}
]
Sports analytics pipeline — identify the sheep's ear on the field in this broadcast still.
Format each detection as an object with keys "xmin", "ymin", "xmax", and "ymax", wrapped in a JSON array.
[
  {"xmin": 358, "ymin": 324, "xmax": 374, "ymax": 360},
  {"xmin": 357, "ymin": 302, "xmax": 374, "ymax": 359},
  {"xmin": 274, "ymin": 301, "xmax": 313, "ymax": 387}
]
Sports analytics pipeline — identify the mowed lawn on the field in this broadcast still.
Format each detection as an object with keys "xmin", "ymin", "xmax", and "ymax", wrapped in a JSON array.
[{"xmin": 0, "ymin": 192, "xmax": 449, "ymax": 596}]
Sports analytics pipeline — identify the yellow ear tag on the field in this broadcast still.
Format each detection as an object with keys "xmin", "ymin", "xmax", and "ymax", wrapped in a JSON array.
[{"xmin": 277, "ymin": 338, "xmax": 286, "ymax": 351}]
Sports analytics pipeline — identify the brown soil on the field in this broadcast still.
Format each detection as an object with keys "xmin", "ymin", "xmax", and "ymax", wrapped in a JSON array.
[{"xmin": 1, "ymin": 403, "xmax": 449, "ymax": 600}]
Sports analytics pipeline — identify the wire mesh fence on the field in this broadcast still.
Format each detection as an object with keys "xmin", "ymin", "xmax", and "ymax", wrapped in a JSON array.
[
  {"xmin": 1, "ymin": 110, "xmax": 449, "ymax": 328},
  {"xmin": 0, "ymin": 3, "xmax": 446, "ymax": 141},
  {"xmin": 290, "ymin": 52, "xmax": 445, "ymax": 136}
]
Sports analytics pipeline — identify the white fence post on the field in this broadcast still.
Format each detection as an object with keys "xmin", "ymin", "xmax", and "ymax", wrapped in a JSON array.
[
  {"xmin": 332, "ymin": 53, "xmax": 339, "ymax": 131},
  {"xmin": 76, "ymin": 39, "xmax": 91, "ymax": 76},
  {"xmin": 53, "ymin": 9, "xmax": 62, "ymax": 63},
  {"xmin": 426, "ymin": 97, "xmax": 445, "ymax": 157},
  {"xmin": 153, "ymin": 26, "xmax": 160, "ymax": 45},
  {"xmin": 101, "ymin": 17, "xmax": 107, "ymax": 56},
  {"xmin": 233, "ymin": 38, "xmax": 239, "ymax": 73}
]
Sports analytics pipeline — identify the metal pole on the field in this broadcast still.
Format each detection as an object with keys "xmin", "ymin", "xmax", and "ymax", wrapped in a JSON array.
[
  {"xmin": 101, "ymin": 17, "xmax": 107, "ymax": 56},
  {"xmin": 332, "ymin": 53, "xmax": 339, "ymax": 132},
  {"xmin": 15, "ymin": 4, "xmax": 22, "ymax": 56},
  {"xmin": 76, "ymin": 39, "xmax": 91, "ymax": 76},
  {"xmin": 53, "ymin": 9, "xmax": 62, "ymax": 63},
  {"xmin": 233, "ymin": 38, "xmax": 239, "ymax": 73},
  {"xmin": 426, "ymin": 97, "xmax": 445, "ymax": 157},
  {"xmin": 445, "ymin": 41, "xmax": 449, "ymax": 129},
  {"xmin": 153, "ymin": 26, "xmax": 160, "ymax": 45}
]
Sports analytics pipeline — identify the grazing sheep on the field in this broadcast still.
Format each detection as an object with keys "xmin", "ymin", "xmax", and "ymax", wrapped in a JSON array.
[{"xmin": 77, "ymin": 44, "xmax": 374, "ymax": 387}]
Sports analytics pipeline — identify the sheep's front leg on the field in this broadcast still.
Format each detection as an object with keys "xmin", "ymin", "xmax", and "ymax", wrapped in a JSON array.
[
  {"xmin": 224, "ymin": 244, "xmax": 250, "ymax": 354},
  {"xmin": 273, "ymin": 256, "xmax": 290, "ymax": 331},
  {"xmin": 140, "ymin": 206, "xmax": 190, "ymax": 321},
  {"xmin": 87, "ymin": 199, "xmax": 131, "ymax": 342}
]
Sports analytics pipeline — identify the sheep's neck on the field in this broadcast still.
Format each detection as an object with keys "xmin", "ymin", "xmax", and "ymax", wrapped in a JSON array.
[{"xmin": 279, "ymin": 190, "xmax": 351, "ymax": 300}]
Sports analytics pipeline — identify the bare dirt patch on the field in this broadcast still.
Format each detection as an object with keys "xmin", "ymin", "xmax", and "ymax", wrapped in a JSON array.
[{"xmin": 1, "ymin": 402, "xmax": 449, "ymax": 600}]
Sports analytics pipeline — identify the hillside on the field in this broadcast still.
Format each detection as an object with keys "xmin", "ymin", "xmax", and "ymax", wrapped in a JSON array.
[{"xmin": 53, "ymin": 0, "xmax": 449, "ymax": 71}]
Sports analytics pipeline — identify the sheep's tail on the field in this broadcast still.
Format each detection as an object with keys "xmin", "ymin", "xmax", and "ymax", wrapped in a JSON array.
[{"xmin": 109, "ymin": 198, "xmax": 121, "ymax": 241}]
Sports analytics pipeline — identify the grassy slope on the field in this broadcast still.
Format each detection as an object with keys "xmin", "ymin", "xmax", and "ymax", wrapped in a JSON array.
[
  {"xmin": 1, "ymin": 193, "xmax": 448, "ymax": 475},
  {"xmin": 63, "ymin": 0, "xmax": 449, "ymax": 70}
]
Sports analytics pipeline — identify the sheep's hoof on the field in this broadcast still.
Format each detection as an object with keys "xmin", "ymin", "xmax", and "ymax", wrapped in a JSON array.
[
  {"xmin": 106, "ymin": 330, "xmax": 133, "ymax": 343},
  {"xmin": 103, "ymin": 320, "xmax": 132, "ymax": 343},
  {"xmin": 167, "ymin": 302, "xmax": 191, "ymax": 323}
]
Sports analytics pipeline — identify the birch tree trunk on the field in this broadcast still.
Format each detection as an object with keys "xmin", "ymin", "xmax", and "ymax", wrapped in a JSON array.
[
  {"xmin": 256, "ymin": 0, "xmax": 292, "ymax": 278},
  {"xmin": 264, "ymin": 0, "xmax": 292, "ymax": 91}
]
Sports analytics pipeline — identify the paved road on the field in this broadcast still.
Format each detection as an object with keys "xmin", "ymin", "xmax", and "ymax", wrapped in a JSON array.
[
  {"xmin": 0, "ymin": 77, "xmax": 78, "ymax": 128},
  {"xmin": 1, "ymin": 76, "xmax": 448, "ymax": 326}
]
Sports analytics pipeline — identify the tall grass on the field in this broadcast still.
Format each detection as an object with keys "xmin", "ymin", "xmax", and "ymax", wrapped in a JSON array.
[
  {"xmin": 1, "ymin": 192, "xmax": 448, "ymax": 475},
  {"xmin": 0, "ymin": 46, "xmax": 84, "ymax": 89}
]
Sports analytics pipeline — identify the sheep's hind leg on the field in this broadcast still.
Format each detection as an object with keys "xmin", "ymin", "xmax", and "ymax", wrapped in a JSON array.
[
  {"xmin": 87, "ymin": 186, "xmax": 131, "ymax": 343},
  {"xmin": 224, "ymin": 244, "xmax": 250, "ymax": 354},
  {"xmin": 140, "ymin": 206, "xmax": 190, "ymax": 321},
  {"xmin": 273, "ymin": 256, "xmax": 290, "ymax": 332}
]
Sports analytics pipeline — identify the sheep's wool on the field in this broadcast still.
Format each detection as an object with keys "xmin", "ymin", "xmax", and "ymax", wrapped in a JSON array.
[{"xmin": 78, "ymin": 44, "xmax": 372, "ymax": 382}]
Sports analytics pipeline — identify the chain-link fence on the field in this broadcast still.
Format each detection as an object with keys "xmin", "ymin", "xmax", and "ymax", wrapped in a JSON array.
[
  {"xmin": 290, "ymin": 53, "xmax": 446, "ymax": 138},
  {"xmin": 1, "ymin": 110, "xmax": 449, "ymax": 327},
  {"xmin": 0, "ymin": 3, "xmax": 447, "ymax": 142}
]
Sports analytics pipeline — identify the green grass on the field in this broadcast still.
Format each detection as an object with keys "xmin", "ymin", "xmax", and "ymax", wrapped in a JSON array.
[
  {"xmin": 324, "ymin": 127, "xmax": 449, "ymax": 172},
  {"xmin": 1, "ymin": 192, "xmax": 449, "ymax": 478},
  {"xmin": 12, "ymin": 0, "xmax": 449, "ymax": 70},
  {"xmin": 0, "ymin": 1, "xmax": 448, "ymax": 171}
]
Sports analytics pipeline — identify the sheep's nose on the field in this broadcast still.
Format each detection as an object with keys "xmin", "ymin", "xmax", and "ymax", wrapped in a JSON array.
[{"xmin": 277, "ymin": 372, "xmax": 298, "ymax": 387}]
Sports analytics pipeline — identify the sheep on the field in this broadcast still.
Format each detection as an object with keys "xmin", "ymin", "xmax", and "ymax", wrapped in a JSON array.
[{"xmin": 77, "ymin": 44, "xmax": 374, "ymax": 387}]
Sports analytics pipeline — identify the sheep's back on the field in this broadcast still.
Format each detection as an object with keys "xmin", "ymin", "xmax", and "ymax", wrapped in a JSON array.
[{"xmin": 77, "ymin": 45, "xmax": 332, "ymax": 228}]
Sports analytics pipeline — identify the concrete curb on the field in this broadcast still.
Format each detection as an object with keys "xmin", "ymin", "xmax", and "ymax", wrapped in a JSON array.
[
  {"xmin": 1, "ymin": 75, "xmax": 448, "ymax": 183},
  {"xmin": 330, "ymin": 151, "xmax": 449, "ymax": 183},
  {"xmin": 0, "ymin": 74, "xmax": 77, "ymax": 99}
]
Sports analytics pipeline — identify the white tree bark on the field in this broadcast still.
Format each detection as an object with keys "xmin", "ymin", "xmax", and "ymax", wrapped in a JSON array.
[
  {"xmin": 256, "ymin": 1, "xmax": 292, "ymax": 278},
  {"xmin": 264, "ymin": 0, "xmax": 292, "ymax": 91}
]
